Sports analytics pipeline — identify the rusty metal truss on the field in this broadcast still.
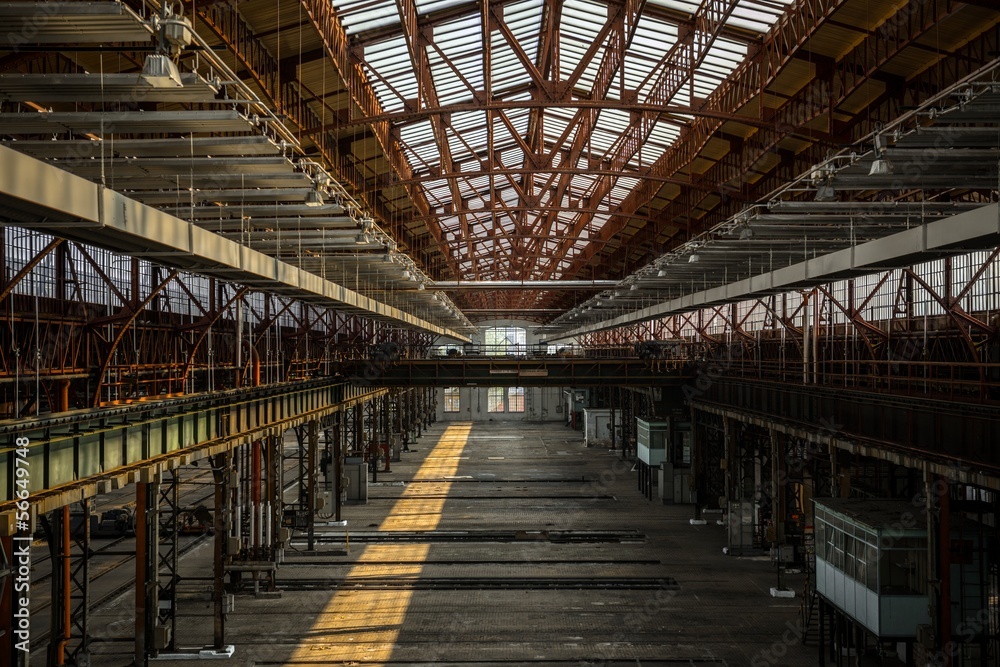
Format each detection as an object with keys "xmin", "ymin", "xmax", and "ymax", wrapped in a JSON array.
[
  {"xmin": 0, "ymin": 229, "xmax": 435, "ymax": 418},
  {"xmin": 1, "ymin": 1, "xmax": 997, "ymax": 323},
  {"xmin": 315, "ymin": 0, "xmax": 999, "ymax": 315},
  {"xmin": 575, "ymin": 248, "xmax": 1000, "ymax": 405}
]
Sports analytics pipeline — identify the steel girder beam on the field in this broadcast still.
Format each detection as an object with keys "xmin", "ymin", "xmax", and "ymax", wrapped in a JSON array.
[
  {"xmin": 338, "ymin": 358, "xmax": 693, "ymax": 387},
  {"xmin": 182, "ymin": 1, "xmax": 436, "ymax": 271},
  {"xmin": 554, "ymin": 202, "xmax": 1000, "ymax": 339},
  {"xmin": 297, "ymin": 0, "xmax": 462, "ymax": 280},
  {"xmin": 394, "ymin": 0, "xmax": 486, "ymax": 280},
  {"xmin": 571, "ymin": 247, "xmax": 1000, "ymax": 407},
  {"xmin": 0, "ymin": 381, "xmax": 387, "ymax": 522},
  {"xmin": 689, "ymin": 379, "xmax": 1000, "ymax": 489},
  {"xmin": 518, "ymin": 0, "xmax": 646, "ymax": 268},
  {"xmin": 0, "ymin": 146, "xmax": 469, "ymax": 341},
  {"xmin": 378, "ymin": 165, "xmax": 730, "ymax": 195},
  {"xmin": 533, "ymin": 0, "xmax": 739, "ymax": 279},
  {"xmin": 555, "ymin": 0, "xmax": 851, "ymax": 278},
  {"xmin": 311, "ymin": 98, "xmax": 775, "ymax": 134}
]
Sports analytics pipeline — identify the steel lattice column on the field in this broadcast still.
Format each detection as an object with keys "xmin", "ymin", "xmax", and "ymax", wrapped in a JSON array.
[
  {"xmin": 134, "ymin": 479, "xmax": 158, "ymax": 667},
  {"xmin": 42, "ymin": 502, "xmax": 89, "ymax": 667},
  {"xmin": 352, "ymin": 404, "xmax": 363, "ymax": 456},
  {"xmin": 211, "ymin": 452, "xmax": 233, "ymax": 652},
  {"xmin": 154, "ymin": 473, "xmax": 179, "ymax": 656},
  {"xmin": 265, "ymin": 435, "xmax": 283, "ymax": 561},
  {"xmin": 306, "ymin": 420, "xmax": 318, "ymax": 551},
  {"xmin": 0, "ymin": 535, "xmax": 17, "ymax": 666}
]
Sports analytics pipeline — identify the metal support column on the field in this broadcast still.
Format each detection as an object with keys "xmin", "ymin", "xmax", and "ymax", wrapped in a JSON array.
[
  {"xmin": 306, "ymin": 420, "xmax": 318, "ymax": 551},
  {"xmin": 211, "ymin": 452, "xmax": 232, "ymax": 651},
  {"xmin": 46, "ymin": 506, "xmax": 70, "ymax": 666},
  {"xmin": 415, "ymin": 391, "xmax": 423, "ymax": 439},
  {"xmin": 333, "ymin": 412, "xmax": 343, "ymax": 522},
  {"xmin": 266, "ymin": 434, "xmax": 282, "ymax": 563},
  {"xmin": 352, "ymin": 404, "xmax": 363, "ymax": 456},
  {"xmin": 154, "ymin": 472, "xmax": 179, "ymax": 656},
  {"xmin": 134, "ymin": 478, "xmax": 159, "ymax": 667},
  {"xmin": 609, "ymin": 388, "xmax": 617, "ymax": 450},
  {"xmin": 0, "ymin": 535, "xmax": 18, "ymax": 667},
  {"xmin": 930, "ymin": 473, "xmax": 953, "ymax": 666}
]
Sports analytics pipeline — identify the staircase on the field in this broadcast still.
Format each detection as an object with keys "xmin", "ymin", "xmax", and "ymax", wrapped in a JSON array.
[{"xmin": 799, "ymin": 528, "xmax": 820, "ymax": 645}]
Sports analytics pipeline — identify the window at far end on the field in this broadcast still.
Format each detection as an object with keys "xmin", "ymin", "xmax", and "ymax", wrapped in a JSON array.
[
  {"xmin": 485, "ymin": 326, "xmax": 526, "ymax": 355},
  {"xmin": 487, "ymin": 387, "xmax": 505, "ymax": 412},
  {"xmin": 443, "ymin": 387, "xmax": 460, "ymax": 413},
  {"xmin": 508, "ymin": 387, "xmax": 525, "ymax": 413}
]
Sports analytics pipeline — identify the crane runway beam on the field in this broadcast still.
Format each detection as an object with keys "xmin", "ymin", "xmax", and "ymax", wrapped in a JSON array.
[{"xmin": 0, "ymin": 381, "xmax": 387, "ymax": 526}]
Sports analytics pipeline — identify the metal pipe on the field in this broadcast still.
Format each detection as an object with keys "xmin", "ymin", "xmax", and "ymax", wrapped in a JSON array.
[
  {"xmin": 812, "ymin": 288, "xmax": 820, "ymax": 384},
  {"xmin": 264, "ymin": 501, "xmax": 271, "ymax": 549},
  {"xmin": 432, "ymin": 280, "xmax": 618, "ymax": 290},
  {"xmin": 803, "ymin": 293, "xmax": 811, "ymax": 385}
]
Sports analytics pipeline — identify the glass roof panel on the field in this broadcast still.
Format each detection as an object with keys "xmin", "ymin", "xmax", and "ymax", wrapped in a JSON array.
[{"xmin": 334, "ymin": 0, "xmax": 793, "ymax": 280}]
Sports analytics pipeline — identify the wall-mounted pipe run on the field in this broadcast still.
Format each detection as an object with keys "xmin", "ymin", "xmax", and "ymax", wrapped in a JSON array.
[{"xmin": 433, "ymin": 280, "xmax": 618, "ymax": 290}]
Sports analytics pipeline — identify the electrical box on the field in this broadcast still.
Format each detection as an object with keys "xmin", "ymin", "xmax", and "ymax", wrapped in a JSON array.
[
  {"xmin": 727, "ymin": 500, "xmax": 758, "ymax": 556},
  {"xmin": 344, "ymin": 458, "xmax": 368, "ymax": 504},
  {"xmin": 583, "ymin": 409, "xmax": 619, "ymax": 447},
  {"xmin": 153, "ymin": 624, "xmax": 172, "ymax": 650},
  {"xmin": 282, "ymin": 509, "xmax": 310, "ymax": 530}
]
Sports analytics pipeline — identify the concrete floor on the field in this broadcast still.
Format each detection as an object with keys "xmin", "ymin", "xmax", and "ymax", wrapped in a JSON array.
[{"xmin": 90, "ymin": 421, "xmax": 820, "ymax": 666}]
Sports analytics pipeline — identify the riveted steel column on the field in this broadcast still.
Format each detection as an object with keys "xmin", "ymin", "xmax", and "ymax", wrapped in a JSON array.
[
  {"xmin": 134, "ymin": 477, "xmax": 159, "ymax": 667},
  {"xmin": 211, "ymin": 452, "xmax": 232, "ymax": 650},
  {"xmin": 306, "ymin": 420, "xmax": 318, "ymax": 551}
]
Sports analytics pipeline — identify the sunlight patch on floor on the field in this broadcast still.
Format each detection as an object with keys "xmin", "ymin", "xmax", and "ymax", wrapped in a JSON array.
[{"xmin": 288, "ymin": 423, "xmax": 472, "ymax": 663}]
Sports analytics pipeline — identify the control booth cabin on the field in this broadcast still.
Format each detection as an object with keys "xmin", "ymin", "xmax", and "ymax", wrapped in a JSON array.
[
  {"xmin": 813, "ymin": 498, "xmax": 991, "ymax": 661},
  {"xmin": 635, "ymin": 417, "xmax": 692, "ymax": 504}
]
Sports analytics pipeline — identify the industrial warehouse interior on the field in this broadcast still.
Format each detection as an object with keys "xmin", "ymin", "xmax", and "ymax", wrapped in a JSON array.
[{"xmin": 1, "ymin": 0, "xmax": 1000, "ymax": 665}]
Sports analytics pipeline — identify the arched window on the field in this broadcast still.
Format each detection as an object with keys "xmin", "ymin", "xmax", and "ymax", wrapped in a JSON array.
[{"xmin": 484, "ymin": 326, "xmax": 526, "ymax": 356}]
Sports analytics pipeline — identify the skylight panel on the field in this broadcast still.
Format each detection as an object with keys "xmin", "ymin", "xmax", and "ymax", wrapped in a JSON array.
[
  {"xmin": 416, "ymin": 0, "xmax": 471, "ymax": 13},
  {"xmin": 501, "ymin": 148, "xmax": 524, "ymax": 166},
  {"xmin": 338, "ymin": 0, "xmax": 399, "ymax": 35},
  {"xmin": 647, "ymin": 0, "xmax": 699, "ymax": 12}
]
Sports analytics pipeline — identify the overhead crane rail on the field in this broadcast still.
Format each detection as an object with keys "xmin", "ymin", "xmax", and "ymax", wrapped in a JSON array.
[
  {"xmin": 0, "ymin": 379, "xmax": 386, "ymax": 525},
  {"xmin": 342, "ymin": 357, "xmax": 694, "ymax": 387}
]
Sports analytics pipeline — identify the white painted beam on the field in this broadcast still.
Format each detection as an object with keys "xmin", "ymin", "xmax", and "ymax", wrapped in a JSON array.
[
  {"xmin": 0, "ymin": 145, "xmax": 469, "ymax": 341},
  {"xmin": 553, "ymin": 203, "xmax": 1000, "ymax": 340}
]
